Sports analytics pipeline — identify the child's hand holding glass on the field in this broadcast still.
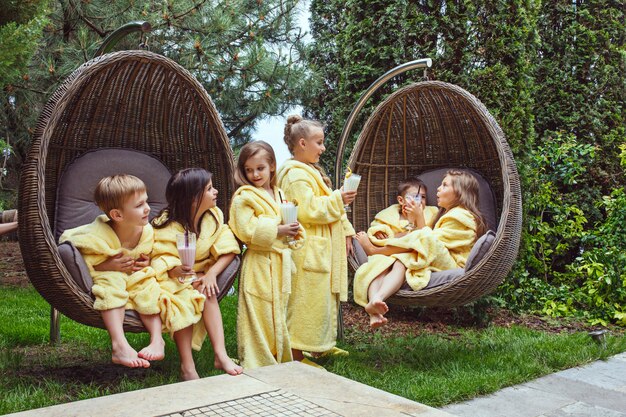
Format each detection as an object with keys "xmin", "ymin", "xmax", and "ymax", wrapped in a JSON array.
[
  {"xmin": 342, "ymin": 168, "xmax": 360, "ymax": 212},
  {"xmin": 279, "ymin": 201, "xmax": 300, "ymax": 246},
  {"xmin": 403, "ymin": 193, "xmax": 424, "ymax": 231}
]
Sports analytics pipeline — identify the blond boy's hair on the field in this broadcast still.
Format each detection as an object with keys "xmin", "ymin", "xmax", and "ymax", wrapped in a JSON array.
[{"xmin": 94, "ymin": 174, "xmax": 146, "ymax": 219}]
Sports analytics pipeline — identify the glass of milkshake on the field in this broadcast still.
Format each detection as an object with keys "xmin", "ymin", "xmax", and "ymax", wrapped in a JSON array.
[
  {"xmin": 280, "ymin": 201, "xmax": 298, "ymax": 246},
  {"xmin": 343, "ymin": 172, "xmax": 361, "ymax": 213},
  {"xmin": 176, "ymin": 231, "xmax": 197, "ymax": 284}
]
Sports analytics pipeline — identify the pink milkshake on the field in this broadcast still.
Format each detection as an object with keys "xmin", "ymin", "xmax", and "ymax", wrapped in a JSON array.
[{"xmin": 176, "ymin": 232, "xmax": 197, "ymax": 283}]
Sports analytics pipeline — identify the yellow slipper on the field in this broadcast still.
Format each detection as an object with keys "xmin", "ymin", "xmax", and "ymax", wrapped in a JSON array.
[
  {"xmin": 320, "ymin": 347, "xmax": 350, "ymax": 358},
  {"xmin": 300, "ymin": 358, "xmax": 326, "ymax": 370}
]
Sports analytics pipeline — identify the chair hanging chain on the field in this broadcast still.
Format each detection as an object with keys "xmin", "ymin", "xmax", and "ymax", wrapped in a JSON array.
[
  {"xmin": 139, "ymin": 34, "xmax": 150, "ymax": 50},
  {"xmin": 423, "ymin": 66, "xmax": 429, "ymax": 81}
]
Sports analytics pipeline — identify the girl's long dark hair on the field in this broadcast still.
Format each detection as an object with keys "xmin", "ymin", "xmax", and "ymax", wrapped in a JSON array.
[{"xmin": 153, "ymin": 168, "xmax": 213, "ymax": 234}]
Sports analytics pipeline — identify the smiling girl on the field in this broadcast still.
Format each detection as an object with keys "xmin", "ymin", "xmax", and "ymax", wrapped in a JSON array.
[{"xmin": 229, "ymin": 141, "xmax": 304, "ymax": 369}]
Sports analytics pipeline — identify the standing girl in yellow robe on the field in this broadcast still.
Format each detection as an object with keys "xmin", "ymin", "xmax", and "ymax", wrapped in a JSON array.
[
  {"xmin": 276, "ymin": 115, "xmax": 356, "ymax": 361},
  {"xmin": 152, "ymin": 168, "xmax": 243, "ymax": 380},
  {"xmin": 354, "ymin": 170, "xmax": 487, "ymax": 328},
  {"xmin": 229, "ymin": 141, "xmax": 305, "ymax": 369}
]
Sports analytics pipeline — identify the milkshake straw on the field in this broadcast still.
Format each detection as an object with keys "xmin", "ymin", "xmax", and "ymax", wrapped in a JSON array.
[
  {"xmin": 184, "ymin": 230, "xmax": 188, "ymax": 247},
  {"xmin": 278, "ymin": 190, "xmax": 285, "ymax": 203}
]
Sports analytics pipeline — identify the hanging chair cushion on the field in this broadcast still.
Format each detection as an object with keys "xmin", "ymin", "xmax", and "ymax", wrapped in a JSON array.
[
  {"xmin": 417, "ymin": 168, "xmax": 498, "ymax": 232},
  {"xmin": 58, "ymin": 241, "xmax": 94, "ymax": 294},
  {"xmin": 54, "ymin": 148, "xmax": 172, "ymax": 241},
  {"xmin": 464, "ymin": 230, "xmax": 496, "ymax": 271}
]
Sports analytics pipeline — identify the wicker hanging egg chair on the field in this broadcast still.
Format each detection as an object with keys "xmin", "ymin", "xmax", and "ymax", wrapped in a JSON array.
[
  {"xmin": 335, "ymin": 60, "xmax": 522, "ymax": 307},
  {"xmin": 18, "ymin": 47, "xmax": 238, "ymax": 332}
]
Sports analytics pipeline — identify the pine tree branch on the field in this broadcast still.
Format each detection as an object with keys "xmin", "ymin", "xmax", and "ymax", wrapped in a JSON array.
[
  {"xmin": 173, "ymin": 0, "xmax": 208, "ymax": 20},
  {"xmin": 227, "ymin": 114, "xmax": 256, "ymax": 138},
  {"xmin": 68, "ymin": 0, "xmax": 106, "ymax": 37}
]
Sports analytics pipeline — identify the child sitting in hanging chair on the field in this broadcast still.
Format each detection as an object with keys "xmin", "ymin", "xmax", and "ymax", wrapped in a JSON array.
[
  {"xmin": 353, "ymin": 170, "xmax": 487, "ymax": 328},
  {"xmin": 362, "ymin": 177, "xmax": 439, "ymax": 249}
]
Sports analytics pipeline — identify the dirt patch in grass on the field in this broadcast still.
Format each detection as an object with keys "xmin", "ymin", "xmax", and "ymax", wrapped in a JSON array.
[
  {"xmin": 0, "ymin": 241, "xmax": 28, "ymax": 287},
  {"xmin": 341, "ymin": 299, "xmax": 614, "ymax": 340},
  {"xmin": 6, "ymin": 344, "xmax": 155, "ymax": 388}
]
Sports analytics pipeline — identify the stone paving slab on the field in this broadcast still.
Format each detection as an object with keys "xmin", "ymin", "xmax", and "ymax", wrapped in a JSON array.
[
  {"xmin": 443, "ymin": 352, "xmax": 626, "ymax": 417},
  {"xmin": 6, "ymin": 361, "xmax": 454, "ymax": 417}
]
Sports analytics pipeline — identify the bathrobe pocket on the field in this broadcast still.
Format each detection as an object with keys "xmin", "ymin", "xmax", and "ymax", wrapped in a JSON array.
[
  {"xmin": 303, "ymin": 235, "xmax": 331, "ymax": 273},
  {"xmin": 243, "ymin": 255, "xmax": 273, "ymax": 302}
]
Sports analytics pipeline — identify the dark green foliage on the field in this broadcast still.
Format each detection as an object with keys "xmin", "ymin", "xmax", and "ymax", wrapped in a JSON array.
[{"xmin": 310, "ymin": 0, "xmax": 626, "ymax": 325}]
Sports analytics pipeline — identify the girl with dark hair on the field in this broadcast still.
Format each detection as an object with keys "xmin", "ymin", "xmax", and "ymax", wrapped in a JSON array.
[{"xmin": 152, "ymin": 168, "xmax": 243, "ymax": 379}]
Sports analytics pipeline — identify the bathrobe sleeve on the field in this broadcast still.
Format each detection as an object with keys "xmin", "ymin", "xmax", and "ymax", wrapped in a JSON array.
[
  {"xmin": 208, "ymin": 207, "xmax": 241, "ymax": 259},
  {"xmin": 229, "ymin": 194, "xmax": 280, "ymax": 247},
  {"xmin": 281, "ymin": 170, "xmax": 345, "ymax": 225}
]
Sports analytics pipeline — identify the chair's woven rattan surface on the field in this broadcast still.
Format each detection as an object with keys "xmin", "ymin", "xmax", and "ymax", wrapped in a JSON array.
[
  {"xmin": 343, "ymin": 81, "xmax": 522, "ymax": 307},
  {"xmin": 18, "ymin": 50, "xmax": 235, "ymax": 330}
]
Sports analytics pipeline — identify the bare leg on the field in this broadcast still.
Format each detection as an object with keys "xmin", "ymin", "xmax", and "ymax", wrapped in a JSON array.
[
  {"xmin": 202, "ymin": 297, "xmax": 243, "ymax": 376},
  {"xmin": 365, "ymin": 269, "xmax": 390, "ymax": 328},
  {"xmin": 101, "ymin": 307, "xmax": 150, "ymax": 368},
  {"xmin": 137, "ymin": 313, "xmax": 165, "ymax": 361},
  {"xmin": 173, "ymin": 325, "xmax": 198, "ymax": 380},
  {"xmin": 375, "ymin": 261, "xmax": 407, "ymax": 301},
  {"xmin": 365, "ymin": 261, "xmax": 406, "ymax": 328}
]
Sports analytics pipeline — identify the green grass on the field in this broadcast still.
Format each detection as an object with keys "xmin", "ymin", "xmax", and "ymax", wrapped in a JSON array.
[{"xmin": 1, "ymin": 285, "xmax": 625, "ymax": 414}]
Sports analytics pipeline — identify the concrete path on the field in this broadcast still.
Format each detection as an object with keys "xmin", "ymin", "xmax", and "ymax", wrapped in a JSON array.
[
  {"xmin": 442, "ymin": 352, "xmax": 626, "ymax": 417},
  {"xmin": 6, "ymin": 361, "xmax": 453, "ymax": 417}
]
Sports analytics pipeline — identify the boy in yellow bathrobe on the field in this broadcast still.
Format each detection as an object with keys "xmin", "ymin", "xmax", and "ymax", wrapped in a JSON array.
[
  {"xmin": 229, "ymin": 141, "xmax": 305, "ymax": 369},
  {"xmin": 354, "ymin": 170, "xmax": 487, "ymax": 328},
  {"xmin": 366, "ymin": 177, "xmax": 439, "ymax": 247},
  {"xmin": 59, "ymin": 175, "xmax": 165, "ymax": 368},
  {"xmin": 277, "ymin": 115, "xmax": 356, "ymax": 362}
]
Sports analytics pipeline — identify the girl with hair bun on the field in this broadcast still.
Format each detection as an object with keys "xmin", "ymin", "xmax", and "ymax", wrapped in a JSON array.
[{"xmin": 276, "ymin": 115, "xmax": 356, "ymax": 362}]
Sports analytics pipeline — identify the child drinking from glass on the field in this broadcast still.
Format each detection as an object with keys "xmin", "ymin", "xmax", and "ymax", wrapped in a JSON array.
[
  {"xmin": 276, "ymin": 115, "xmax": 356, "ymax": 361},
  {"xmin": 353, "ymin": 170, "xmax": 487, "ymax": 328},
  {"xmin": 360, "ymin": 177, "xmax": 439, "ymax": 249},
  {"xmin": 59, "ymin": 175, "xmax": 164, "ymax": 368},
  {"xmin": 228, "ymin": 140, "xmax": 305, "ymax": 369},
  {"xmin": 152, "ymin": 168, "xmax": 243, "ymax": 379}
]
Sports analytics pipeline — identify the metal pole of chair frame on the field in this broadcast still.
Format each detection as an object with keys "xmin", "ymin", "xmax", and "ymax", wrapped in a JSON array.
[
  {"xmin": 334, "ymin": 58, "xmax": 432, "ymax": 341},
  {"xmin": 50, "ymin": 307, "xmax": 61, "ymax": 344},
  {"xmin": 333, "ymin": 58, "xmax": 433, "ymax": 186},
  {"xmin": 47, "ymin": 21, "xmax": 152, "ymax": 343},
  {"xmin": 93, "ymin": 21, "xmax": 152, "ymax": 58}
]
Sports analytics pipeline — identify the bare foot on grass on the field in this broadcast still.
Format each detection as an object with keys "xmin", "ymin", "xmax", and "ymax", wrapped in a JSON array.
[
  {"xmin": 138, "ymin": 338, "xmax": 166, "ymax": 361},
  {"xmin": 215, "ymin": 355, "xmax": 243, "ymax": 376},
  {"xmin": 181, "ymin": 364, "xmax": 200, "ymax": 381},
  {"xmin": 112, "ymin": 342, "xmax": 150, "ymax": 368}
]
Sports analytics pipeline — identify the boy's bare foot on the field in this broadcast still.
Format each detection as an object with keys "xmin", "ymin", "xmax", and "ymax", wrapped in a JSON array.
[
  {"xmin": 355, "ymin": 231, "xmax": 376, "ymax": 255},
  {"xmin": 369, "ymin": 313, "xmax": 388, "ymax": 329},
  {"xmin": 112, "ymin": 342, "xmax": 150, "ymax": 368},
  {"xmin": 215, "ymin": 355, "xmax": 243, "ymax": 376},
  {"xmin": 138, "ymin": 338, "xmax": 166, "ymax": 361},
  {"xmin": 365, "ymin": 298, "xmax": 388, "ymax": 316},
  {"xmin": 181, "ymin": 364, "xmax": 200, "ymax": 381}
]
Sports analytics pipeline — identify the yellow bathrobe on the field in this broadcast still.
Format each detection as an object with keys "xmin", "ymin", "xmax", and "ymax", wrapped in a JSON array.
[
  {"xmin": 229, "ymin": 185, "xmax": 305, "ymax": 369},
  {"xmin": 367, "ymin": 204, "xmax": 439, "ymax": 246},
  {"xmin": 59, "ymin": 215, "xmax": 161, "ymax": 315},
  {"xmin": 152, "ymin": 207, "xmax": 241, "ymax": 350},
  {"xmin": 276, "ymin": 159, "xmax": 355, "ymax": 352},
  {"xmin": 354, "ymin": 207, "xmax": 477, "ymax": 307}
]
